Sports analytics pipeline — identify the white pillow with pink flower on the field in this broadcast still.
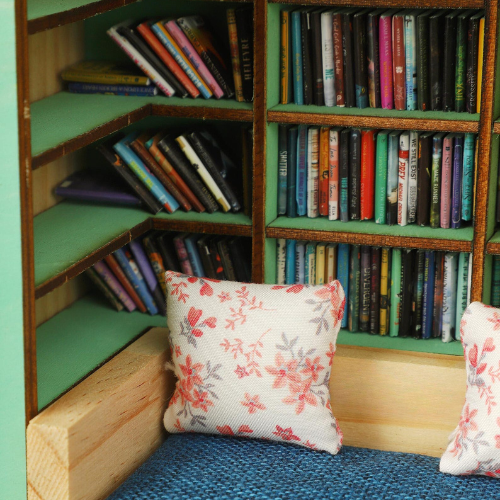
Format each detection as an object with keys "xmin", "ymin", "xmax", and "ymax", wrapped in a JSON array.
[
  {"xmin": 163, "ymin": 271, "xmax": 346, "ymax": 454},
  {"xmin": 440, "ymin": 301, "xmax": 500, "ymax": 477}
]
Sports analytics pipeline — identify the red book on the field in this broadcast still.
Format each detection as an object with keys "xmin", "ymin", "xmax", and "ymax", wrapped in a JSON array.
[
  {"xmin": 360, "ymin": 129, "xmax": 376, "ymax": 220},
  {"xmin": 136, "ymin": 21, "xmax": 200, "ymax": 99},
  {"xmin": 104, "ymin": 254, "xmax": 147, "ymax": 313},
  {"xmin": 319, "ymin": 127, "xmax": 330, "ymax": 216},
  {"xmin": 332, "ymin": 13, "xmax": 345, "ymax": 107},
  {"xmin": 392, "ymin": 13, "xmax": 406, "ymax": 111}
]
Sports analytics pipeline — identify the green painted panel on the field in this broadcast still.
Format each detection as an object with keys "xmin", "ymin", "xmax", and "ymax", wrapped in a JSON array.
[
  {"xmin": 490, "ymin": 231, "xmax": 500, "ymax": 244},
  {"xmin": 265, "ymin": 122, "xmax": 279, "ymax": 225},
  {"xmin": 264, "ymin": 237, "xmax": 277, "ymax": 284},
  {"xmin": 34, "ymin": 201, "xmax": 251, "ymax": 287},
  {"xmin": 0, "ymin": 0, "xmax": 27, "ymax": 498},
  {"xmin": 31, "ymin": 92, "xmax": 252, "ymax": 157},
  {"xmin": 268, "ymin": 216, "xmax": 474, "ymax": 242},
  {"xmin": 267, "ymin": 3, "xmax": 281, "ymax": 108},
  {"xmin": 37, "ymin": 294, "xmax": 166, "ymax": 410},
  {"xmin": 28, "ymin": 0, "xmax": 110, "ymax": 20}
]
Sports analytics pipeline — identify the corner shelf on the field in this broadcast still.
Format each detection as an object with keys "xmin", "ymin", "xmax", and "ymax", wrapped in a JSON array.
[
  {"xmin": 34, "ymin": 201, "xmax": 252, "ymax": 298},
  {"xmin": 36, "ymin": 293, "xmax": 166, "ymax": 410}
]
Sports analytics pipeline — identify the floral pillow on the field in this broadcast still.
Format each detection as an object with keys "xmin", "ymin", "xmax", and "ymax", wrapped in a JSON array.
[
  {"xmin": 163, "ymin": 271, "xmax": 346, "ymax": 454},
  {"xmin": 440, "ymin": 302, "xmax": 500, "ymax": 477}
]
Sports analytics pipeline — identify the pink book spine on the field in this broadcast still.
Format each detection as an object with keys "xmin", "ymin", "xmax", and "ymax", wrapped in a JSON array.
[
  {"xmin": 440, "ymin": 135, "xmax": 454, "ymax": 229},
  {"xmin": 93, "ymin": 261, "xmax": 136, "ymax": 312},
  {"xmin": 165, "ymin": 20, "xmax": 224, "ymax": 99},
  {"xmin": 173, "ymin": 236, "xmax": 194, "ymax": 275},
  {"xmin": 379, "ymin": 16, "xmax": 394, "ymax": 110},
  {"xmin": 329, "ymin": 129, "xmax": 339, "ymax": 221}
]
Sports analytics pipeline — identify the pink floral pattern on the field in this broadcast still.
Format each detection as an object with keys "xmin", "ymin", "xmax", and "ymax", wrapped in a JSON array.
[{"xmin": 163, "ymin": 271, "xmax": 345, "ymax": 455}]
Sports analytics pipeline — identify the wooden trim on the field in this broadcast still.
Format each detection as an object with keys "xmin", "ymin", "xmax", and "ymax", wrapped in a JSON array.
[
  {"xmin": 471, "ymin": 0, "xmax": 499, "ymax": 302},
  {"xmin": 150, "ymin": 104, "xmax": 253, "ymax": 122},
  {"xmin": 151, "ymin": 218, "xmax": 252, "ymax": 236},
  {"xmin": 271, "ymin": 0, "xmax": 482, "ymax": 6},
  {"xmin": 251, "ymin": 0, "xmax": 267, "ymax": 283},
  {"xmin": 267, "ymin": 110, "xmax": 480, "ymax": 133},
  {"xmin": 493, "ymin": 121, "xmax": 500, "ymax": 134},
  {"xmin": 266, "ymin": 227, "xmax": 472, "ymax": 253},
  {"xmin": 487, "ymin": 242, "xmax": 500, "ymax": 255}
]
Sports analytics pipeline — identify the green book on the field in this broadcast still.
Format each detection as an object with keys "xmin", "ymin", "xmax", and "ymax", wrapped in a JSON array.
[
  {"xmin": 304, "ymin": 242, "xmax": 317, "ymax": 285},
  {"xmin": 348, "ymin": 245, "xmax": 361, "ymax": 332},
  {"xmin": 455, "ymin": 10, "xmax": 474, "ymax": 112},
  {"xmin": 455, "ymin": 252, "xmax": 470, "ymax": 339},
  {"xmin": 430, "ymin": 133, "xmax": 445, "ymax": 228},
  {"xmin": 492, "ymin": 255, "xmax": 500, "ymax": 308},
  {"xmin": 375, "ymin": 130, "xmax": 390, "ymax": 224},
  {"xmin": 389, "ymin": 248, "xmax": 402, "ymax": 337}
]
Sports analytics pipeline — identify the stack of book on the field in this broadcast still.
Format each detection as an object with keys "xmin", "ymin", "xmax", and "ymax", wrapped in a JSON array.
[
  {"xmin": 278, "ymin": 125, "xmax": 476, "ymax": 229},
  {"xmin": 276, "ymin": 240, "xmax": 471, "ymax": 342},
  {"xmin": 280, "ymin": 8, "xmax": 485, "ymax": 113},
  {"xmin": 62, "ymin": 11, "xmax": 253, "ymax": 102},
  {"xmin": 56, "ymin": 127, "xmax": 253, "ymax": 215},
  {"xmin": 88, "ymin": 232, "xmax": 252, "ymax": 315},
  {"xmin": 493, "ymin": 255, "xmax": 500, "ymax": 307}
]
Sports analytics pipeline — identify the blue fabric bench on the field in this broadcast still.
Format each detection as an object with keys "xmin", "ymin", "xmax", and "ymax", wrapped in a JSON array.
[{"xmin": 108, "ymin": 434, "xmax": 499, "ymax": 499}]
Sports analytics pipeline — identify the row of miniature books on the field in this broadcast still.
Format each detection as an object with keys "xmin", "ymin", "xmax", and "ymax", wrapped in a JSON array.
[
  {"xmin": 56, "ymin": 128, "xmax": 253, "ymax": 216},
  {"xmin": 61, "ymin": 10, "xmax": 253, "ymax": 102},
  {"xmin": 280, "ymin": 8, "xmax": 485, "ymax": 113},
  {"xmin": 278, "ymin": 125, "xmax": 476, "ymax": 229},
  {"xmin": 88, "ymin": 231, "xmax": 252, "ymax": 315},
  {"xmin": 276, "ymin": 239, "xmax": 471, "ymax": 341}
]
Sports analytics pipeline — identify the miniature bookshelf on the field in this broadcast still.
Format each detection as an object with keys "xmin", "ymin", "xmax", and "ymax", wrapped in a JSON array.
[{"xmin": 16, "ymin": 0, "xmax": 500, "ymax": 425}]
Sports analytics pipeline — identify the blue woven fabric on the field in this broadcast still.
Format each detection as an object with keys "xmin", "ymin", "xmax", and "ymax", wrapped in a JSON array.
[{"xmin": 108, "ymin": 434, "xmax": 500, "ymax": 500}]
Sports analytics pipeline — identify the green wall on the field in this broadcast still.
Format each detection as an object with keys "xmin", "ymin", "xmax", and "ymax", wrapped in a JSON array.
[{"xmin": 0, "ymin": 0, "xmax": 27, "ymax": 498}]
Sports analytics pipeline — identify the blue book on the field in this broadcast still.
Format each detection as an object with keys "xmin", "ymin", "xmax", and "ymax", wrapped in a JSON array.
[
  {"xmin": 114, "ymin": 134, "xmax": 180, "ymax": 213},
  {"xmin": 404, "ymin": 12, "xmax": 418, "ymax": 110},
  {"xmin": 184, "ymin": 235, "xmax": 205, "ymax": 277},
  {"xmin": 291, "ymin": 11, "xmax": 304, "ymax": 105},
  {"xmin": 296, "ymin": 125, "xmax": 308, "ymax": 216},
  {"xmin": 68, "ymin": 82, "xmax": 158, "ymax": 96},
  {"xmin": 451, "ymin": 135, "xmax": 464, "ymax": 229},
  {"xmin": 285, "ymin": 240, "xmax": 296, "ymax": 284},
  {"xmin": 461, "ymin": 133, "xmax": 475, "ymax": 221},
  {"xmin": 337, "ymin": 244, "xmax": 350, "ymax": 328},
  {"xmin": 295, "ymin": 241, "xmax": 305, "ymax": 284},
  {"xmin": 304, "ymin": 242, "xmax": 316, "ymax": 285},
  {"xmin": 278, "ymin": 125, "xmax": 288, "ymax": 215},
  {"xmin": 287, "ymin": 127, "xmax": 298, "ymax": 218},
  {"xmin": 151, "ymin": 21, "xmax": 212, "ymax": 99},
  {"xmin": 422, "ymin": 250, "xmax": 435, "ymax": 339},
  {"xmin": 114, "ymin": 247, "xmax": 158, "ymax": 315}
]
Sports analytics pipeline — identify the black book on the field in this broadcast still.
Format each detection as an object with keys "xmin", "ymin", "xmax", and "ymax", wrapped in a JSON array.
[
  {"xmin": 310, "ymin": 10, "xmax": 324, "ymax": 106},
  {"xmin": 300, "ymin": 9, "xmax": 314, "ymax": 105},
  {"xmin": 367, "ymin": 9, "xmax": 382, "ymax": 108},
  {"xmin": 186, "ymin": 130, "xmax": 241, "ymax": 212},
  {"xmin": 349, "ymin": 129, "xmax": 361, "ymax": 220},
  {"xmin": 155, "ymin": 232, "xmax": 181, "ymax": 273},
  {"xmin": 466, "ymin": 12, "xmax": 482, "ymax": 114},
  {"xmin": 228, "ymin": 237, "xmax": 252, "ymax": 282},
  {"xmin": 157, "ymin": 135, "xmax": 218, "ymax": 213},
  {"xmin": 96, "ymin": 143, "xmax": 163, "ymax": 215},
  {"xmin": 399, "ymin": 249, "xmax": 414, "ymax": 337},
  {"xmin": 217, "ymin": 237, "xmax": 237, "ymax": 281},
  {"xmin": 235, "ymin": 6, "xmax": 254, "ymax": 102},
  {"xmin": 417, "ymin": 132, "xmax": 434, "ymax": 226},
  {"xmin": 412, "ymin": 250, "xmax": 425, "ymax": 338},
  {"xmin": 197, "ymin": 235, "xmax": 217, "ymax": 279},
  {"xmin": 353, "ymin": 9, "xmax": 369, "ymax": 109},
  {"xmin": 117, "ymin": 24, "xmax": 188, "ymax": 98},
  {"xmin": 442, "ymin": 11, "xmax": 459, "ymax": 111},
  {"xmin": 370, "ymin": 247, "xmax": 381, "ymax": 335},
  {"xmin": 339, "ymin": 128, "xmax": 350, "ymax": 222},
  {"xmin": 359, "ymin": 245, "xmax": 371, "ymax": 332},
  {"xmin": 429, "ymin": 11, "xmax": 445, "ymax": 111},
  {"xmin": 416, "ymin": 10, "xmax": 432, "ymax": 111},
  {"xmin": 341, "ymin": 8, "xmax": 356, "ymax": 108},
  {"xmin": 287, "ymin": 127, "xmax": 298, "ymax": 217},
  {"xmin": 455, "ymin": 10, "xmax": 475, "ymax": 113},
  {"xmin": 209, "ymin": 237, "xmax": 226, "ymax": 280}
]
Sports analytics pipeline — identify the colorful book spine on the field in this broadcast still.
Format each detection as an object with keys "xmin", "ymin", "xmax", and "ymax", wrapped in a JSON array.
[
  {"xmin": 87, "ymin": 267, "xmax": 124, "ymax": 311},
  {"xmin": 280, "ymin": 10, "xmax": 293, "ymax": 104},
  {"xmin": 287, "ymin": 127, "xmax": 298, "ymax": 217},
  {"xmin": 407, "ymin": 131, "xmax": 418, "ymax": 224},
  {"xmin": 296, "ymin": 125, "xmax": 308, "ymax": 216},
  {"xmin": 342, "ymin": 9, "xmax": 355, "ymax": 108},
  {"xmin": 305, "ymin": 242, "xmax": 316, "ymax": 285},
  {"xmin": 422, "ymin": 250, "xmax": 435, "ymax": 339},
  {"xmin": 360, "ymin": 129, "xmax": 376, "ymax": 221},
  {"xmin": 276, "ymin": 239, "xmax": 287, "ymax": 285},
  {"xmin": 451, "ymin": 134, "xmax": 464, "ymax": 229},
  {"xmin": 462, "ymin": 133, "xmax": 475, "ymax": 221},
  {"xmin": 326, "ymin": 243, "xmax": 337, "ymax": 283},
  {"xmin": 142, "ymin": 236, "xmax": 167, "ymax": 298},
  {"xmin": 227, "ymin": 9, "xmax": 244, "ymax": 102},
  {"xmin": 360, "ymin": 246, "xmax": 371, "ymax": 332},
  {"xmin": 417, "ymin": 132, "xmax": 433, "ymax": 226},
  {"xmin": 291, "ymin": 11, "xmax": 304, "ymax": 105},
  {"xmin": 440, "ymin": 134, "xmax": 454, "ymax": 229},
  {"xmin": 492, "ymin": 255, "xmax": 500, "ymax": 307},
  {"xmin": 375, "ymin": 130, "xmax": 389, "ymax": 224},
  {"xmin": 285, "ymin": 240, "xmax": 296, "ymax": 284},
  {"xmin": 399, "ymin": 249, "xmax": 414, "ymax": 337},
  {"xmin": 348, "ymin": 245, "xmax": 361, "ymax": 332},
  {"xmin": 315, "ymin": 243, "xmax": 326, "ymax": 285},
  {"xmin": 392, "ymin": 12, "xmax": 406, "ymax": 111},
  {"xmin": 328, "ymin": 128, "xmax": 340, "ymax": 221},
  {"xmin": 370, "ymin": 247, "xmax": 381, "ymax": 335},
  {"xmin": 93, "ymin": 261, "xmax": 136, "ymax": 312},
  {"xmin": 433, "ymin": 252, "xmax": 445, "ymax": 338},
  {"xmin": 379, "ymin": 247, "xmax": 390, "ymax": 335},
  {"xmin": 416, "ymin": 11, "xmax": 430, "ymax": 111},
  {"xmin": 404, "ymin": 11, "xmax": 417, "ymax": 110},
  {"xmin": 339, "ymin": 129, "xmax": 350, "ymax": 222},
  {"xmin": 332, "ymin": 12, "xmax": 345, "ymax": 106},
  {"xmin": 350, "ymin": 129, "xmax": 361, "ymax": 220},
  {"xmin": 442, "ymin": 252, "xmax": 458, "ymax": 343},
  {"xmin": 278, "ymin": 125, "xmax": 288, "ymax": 215},
  {"xmin": 319, "ymin": 127, "xmax": 330, "ymax": 216},
  {"xmin": 430, "ymin": 133, "xmax": 445, "ymax": 228},
  {"xmin": 455, "ymin": 11, "xmax": 471, "ymax": 113},
  {"xmin": 173, "ymin": 234, "xmax": 194, "ymax": 276},
  {"xmin": 234, "ymin": 6, "xmax": 254, "ymax": 102},
  {"xmin": 295, "ymin": 241, "xmax": 305, "ymax": 284},
  {"xmin": 466, "ymin": 13, "xmax": 480, "ymax": 114},
  {"xmin": 67, "ymin": 82, "xmax": 157, "ymax": 96},
  {"xmin": 477, "ymin": 16, "xmax": 485, "ymax": 113},
  {"xmin": 389, "ymin": 248, "xmax": 401, "ymax": 337},
  {"xmin": 337, "ymin": 243, "xmax": 350, "ymax": 328},
  {"xmin": 397, "ymin": 132, "xmax": 409, "ymax": 226},
  {"xmin": 455, "ymin": 252, "xmax": 469, "ymax": 340},
  {"xmin": 413, "ymin": 250, "xmax": 425, "ymax": 338},
  {"xmin": 183, "ymin": 235, "xmax": 205, "ymax": 278},
  {"xmin": 301, "ymin": 10, "xmax": 313, "ymax": 105},
  {"xmin": 321, "ymin": 11, "xmax": 335, "ymax": 107},
  {"xmin": 379, "ymin": 11, "xmax": 394, "ymax": 109},
  {"xmin": 367, "ymin": 10, "xmax": 381, "ymax": 108},
  {"xmin": 307, "ymin": 127, "xmax": 320, "ymax": 218},
  {"xmin": 353, "ymin": 10, "xmax": 368, "ymax": 109},
  {"xmin": 386, "ymin": 131, "xmax": 400, "ymax": 225}
]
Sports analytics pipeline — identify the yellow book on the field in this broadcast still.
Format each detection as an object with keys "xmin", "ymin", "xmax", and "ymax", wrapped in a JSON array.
[
  {"xmin": 315, "ymin": 243, "xmax": 326, "ymax": 285},
  {"xmin": 477, "ymin": 17, "xmax": 485, "ymax": 114},
  {"xmin": 379, "ymin": 247, "xmax": 390, "ymax": 335},
  {"xmin": 280, "ymin": 10, "xmax": 290, "ymax": 104},
  {"xmin": 61, "ymin": 61, "xmax": 150, "ymax": 86},
  {"xmin": 325, "ymin": 243, "xmax": 337, "ymax": 283}
]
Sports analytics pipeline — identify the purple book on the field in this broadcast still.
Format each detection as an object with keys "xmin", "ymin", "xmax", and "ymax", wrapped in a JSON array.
[
  {"xmin": 55, "ymin": 170, "xmax": 141, "ymax": 206},
  {"xmin": 451, "ymin": 135, "xmax": 464, "ymax": 229},
  {"xmin": 93, "ymin": 261, "xmax": 136, "ymax": 312}
]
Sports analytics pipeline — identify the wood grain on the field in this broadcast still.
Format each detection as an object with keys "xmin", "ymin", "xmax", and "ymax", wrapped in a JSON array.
[
  {"xmin": 152, "ymin": 218, "xmax": 252, "ymax": 237},
  {"xmin": 487, "ymin": 242, "xmax": 500, "ymax": 255},
  {"xmin": 271, "ymin": 0, "xmax": 482, "ymax": 6},
  {"xmin": 27, "ymin": 327, "xmax": 174, "ymax": 500}
]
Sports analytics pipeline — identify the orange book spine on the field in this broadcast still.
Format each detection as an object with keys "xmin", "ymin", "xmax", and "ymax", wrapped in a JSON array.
[
  {"xmin": 319, "ymin": 126, "xmax": 330, "ymax": 216},
  {"xmin": 360, "ymin": 130, "xmax": 376, "ymax": 220}
]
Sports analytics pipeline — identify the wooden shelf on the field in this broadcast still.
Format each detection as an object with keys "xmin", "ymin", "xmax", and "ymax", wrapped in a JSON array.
[
  {"xmin": 266, "ymin": 217, "xmax": 473, "ymax": 252},
  {"xmin": 36, "ymin": 293, "xmax": 166, "ymax": 410},
  {"xmin": 34, "ymin": 201, "xmax": 252, "ymax": 298},
  {"xmin": 269, "ymin": 0, "xmax": 483, "ymax": 7},
  {"xmin": 31, "ymin": 92, "xmax": 253, "ymax": 169},
  {"xmin": 493, "ymin": 121, "xmax": 500, "ymax": 134},
  {"xmin": 487, "ymin": 230, "xmax": 500, "ymax": 254}
]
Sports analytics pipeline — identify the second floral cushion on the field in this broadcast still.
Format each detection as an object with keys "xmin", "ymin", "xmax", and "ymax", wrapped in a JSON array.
[{"xmin": 163, "ymin": 271, "xmax": 346, "ymax": 454}]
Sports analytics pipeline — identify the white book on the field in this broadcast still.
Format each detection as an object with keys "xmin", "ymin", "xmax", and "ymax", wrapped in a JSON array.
[
  {"xmin": 176, "ymin": 135, "xmax": 231, "ymax": 212},
  {"xmin": 326, "ymin": 243, "xmax": 337, "ymax": 282},
  {"xmin": 328, "ymin": 128, "xmax": 340, "ymax": 220},
  {"xmin": 107, "ymin": 24, "xmax": 175, "ymax": 97},
  {"xmin": 397, "ymin": 132, "xmax": 409, "ymax": 226},
  {"xmin": 442, "ymin": 252, "xmax": 458, "ymax": 343},
  {"xmin": 455, "ymin": 252, "xmax": 469, "ymax": 340},
  {"xmin": 321, "ymin": 11, "xmax": 336, "ymax": 107},
  {"xmin": 407, "ymin": 131, "xmax": 418, "ymax": 223},
  {"xmin": 276, "ymin": 239, "xmax": 287, "ymax": 285},
  {"xmin": 307, "ymin": 127, "xmax": 319, "ymax": 218}
]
